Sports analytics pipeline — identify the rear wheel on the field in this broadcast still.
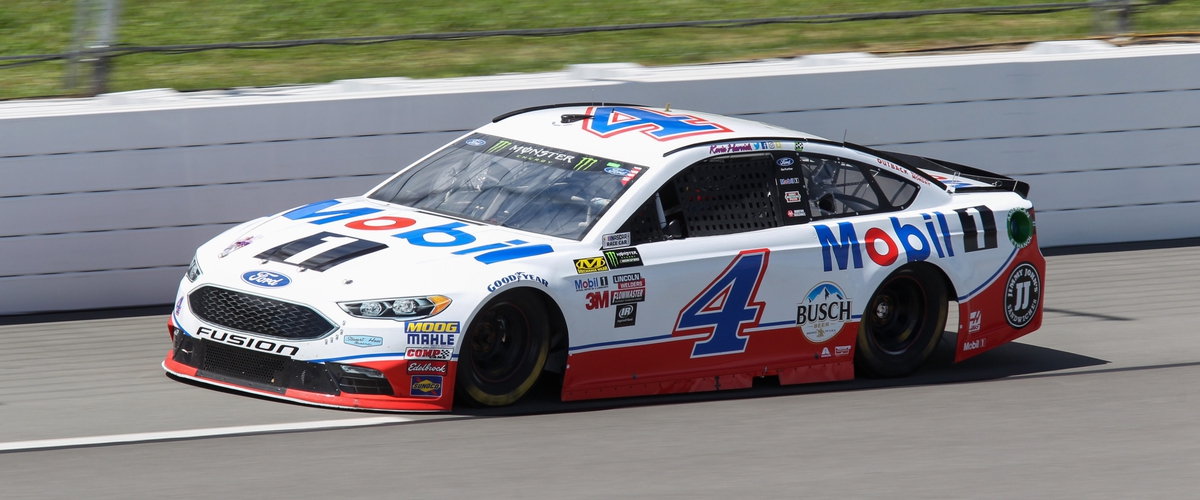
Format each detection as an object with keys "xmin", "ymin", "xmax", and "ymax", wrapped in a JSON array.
[
  {"xmin": 456, "ymin": 290, "xmax": 550, "ymax": 406},
  {"xmin": 855, "ymin": 266, "xmax": 948, "ymax": 378}
]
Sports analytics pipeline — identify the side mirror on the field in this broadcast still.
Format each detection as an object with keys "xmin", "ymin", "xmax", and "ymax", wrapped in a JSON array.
[
  {"xmin": 666, "ymin": 219, "xmax": 684, "ymax": 239},
  {"xmin": 817, "ymin": 193, "xmax": 836, "ymax": 214}
]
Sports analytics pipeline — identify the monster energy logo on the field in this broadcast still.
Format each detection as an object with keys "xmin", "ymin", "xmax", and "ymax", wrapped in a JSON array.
[
  {"xmin": 603, "ymin": 248, "xmax": 642, "ymax": 269},
  {"xmin": 486, "ymin": 140, "xmax": 513, "ymax": 154},
  {"xmin": 575, "ymin": 157, "xmax": 599, "ymax": 171}
]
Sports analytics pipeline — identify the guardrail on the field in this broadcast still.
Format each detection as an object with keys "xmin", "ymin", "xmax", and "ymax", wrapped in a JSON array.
[{"xmin": 2, "ymin": 39, "xmax": 1198, "ymax": 315}]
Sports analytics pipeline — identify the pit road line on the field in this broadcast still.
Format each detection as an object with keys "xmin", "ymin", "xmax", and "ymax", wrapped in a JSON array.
[{"xmin": 0, "ymin": 416, "xmax": 413, "ymax": 453}]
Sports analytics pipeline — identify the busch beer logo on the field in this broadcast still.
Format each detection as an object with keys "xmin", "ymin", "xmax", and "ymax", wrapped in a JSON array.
[
  {"xmin": 582, "ymin": 106, "xmax": 733, "ymax": 141},
  {"xmin": 1004, "ymin": 263, "xmax": 1041, "ymax": 328},
  {"xmin": 796, "ymin": 282, "xmax": 852, "ymax": 343}
]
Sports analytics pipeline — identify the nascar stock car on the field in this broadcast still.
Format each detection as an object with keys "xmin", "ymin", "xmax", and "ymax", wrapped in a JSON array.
[{"xmin": 164, "ymin": 103, "xmax": 1044, "ymax": 411}]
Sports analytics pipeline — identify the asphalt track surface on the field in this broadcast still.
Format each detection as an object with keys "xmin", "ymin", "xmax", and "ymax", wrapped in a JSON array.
[{"xmin": 2, "ymin": 244, "xmax": 1199, "ymax": 498}]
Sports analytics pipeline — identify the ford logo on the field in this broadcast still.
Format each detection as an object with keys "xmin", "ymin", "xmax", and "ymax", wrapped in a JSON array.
[
  {"xmin": 604, "ymin": 166, "xmax": 630, "ymax": 176},
  {"xmin": 776, "ymin": 157, "xmax": 795, "ymax": 167},
  {"xmin": 465, "ymin": 138, "xmax": 486, "ymax": 146},
  {"xmin": 241, "ymin": 270, "xmax": 291, "ymax": 288}
]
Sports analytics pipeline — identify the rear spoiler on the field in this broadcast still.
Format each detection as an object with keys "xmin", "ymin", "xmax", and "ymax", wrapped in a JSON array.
[{"xmin": 874, "ymin": 149, "xmax": 1031, "ymax": 199}]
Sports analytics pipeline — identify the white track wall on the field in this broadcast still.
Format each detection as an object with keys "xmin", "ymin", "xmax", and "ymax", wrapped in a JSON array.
[{"xmin": 2, "ymin": 41, "xmax": 1198, "ymax": 315}]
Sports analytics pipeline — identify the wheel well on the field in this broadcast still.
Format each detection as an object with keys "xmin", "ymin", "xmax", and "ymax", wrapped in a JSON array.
[
  {"xmin": 898, "ymin": 261, "xmax": 957, "ymax": 304},
  {"xmin": 521, "ymin": 287, "xmax": 569, "ymax": 374}
]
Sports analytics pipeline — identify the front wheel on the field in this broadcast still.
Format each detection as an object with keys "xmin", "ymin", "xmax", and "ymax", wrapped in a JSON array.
[
  {"xmin": 855, "ymin": 266, "xmax": 948, "ymax": 378},
  {"xmin": 455, "ymin": 290, "xmax": 550, "ymax": 406}
]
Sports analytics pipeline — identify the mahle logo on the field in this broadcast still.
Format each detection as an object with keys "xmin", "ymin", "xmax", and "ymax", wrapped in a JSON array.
[
  {"xmin": 575, "ymin": 157, "xmax": 599, "ymax": 171},
  {"xmin": 486, "ymin": 140, "xmax": 513, "ymax": 154}
]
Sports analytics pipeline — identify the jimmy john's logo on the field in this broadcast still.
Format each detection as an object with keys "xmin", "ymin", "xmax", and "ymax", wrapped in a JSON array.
[
  {"xmin": 574, "ymin": 256, "xmax": 609, "ymax": 274},
  {"xmin": 197, "ymin": 326, "xmax": 299, "ymax": 356},
  {"xmin": 1004, "ymin": 262, "xmax": 1041, "ymax": 328}
]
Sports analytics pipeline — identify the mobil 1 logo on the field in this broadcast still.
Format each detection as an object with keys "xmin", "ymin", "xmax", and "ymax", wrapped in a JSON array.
[{"xmin": 1004, "ymin": 262, "xmax": 1041, "ymax": 328}]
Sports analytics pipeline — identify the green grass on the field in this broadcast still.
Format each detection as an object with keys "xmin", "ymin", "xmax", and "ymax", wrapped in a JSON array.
[{"xmin": 2, "ymin": 1, "xmax": 1200, "ymax": 100}]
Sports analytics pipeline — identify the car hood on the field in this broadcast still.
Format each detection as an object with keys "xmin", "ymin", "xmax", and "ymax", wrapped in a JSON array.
[{"xmin": 198, "ymin": 197, "xmax": 562, "ymax": 300}]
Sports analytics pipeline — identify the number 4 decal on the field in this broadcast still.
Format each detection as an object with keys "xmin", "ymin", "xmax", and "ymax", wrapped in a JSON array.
[{"xmin": 673, "ymin": 249, "xmax": 769, "ymax": 357}]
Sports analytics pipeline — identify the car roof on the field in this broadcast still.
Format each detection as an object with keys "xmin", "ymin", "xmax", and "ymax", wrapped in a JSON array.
[{"xmin": 479, "ymin": 104, "xmax": 826, "ymax": 168}]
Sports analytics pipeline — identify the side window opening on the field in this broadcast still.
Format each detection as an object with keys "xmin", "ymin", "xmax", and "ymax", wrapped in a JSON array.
[
  {"xmin": 870, "ymin": 167, "xmax": 919, "ymax": 209},
  {"xmin": 798, "ymin": 153, "xmax": 920, "ymax": 220},
  {"xmin": 801, "ymin": 155, "xmax": 882, "ymax": 217},
  {"xmin": 617, "ymin": 153, "xmax": 780, "ymax": 243}
]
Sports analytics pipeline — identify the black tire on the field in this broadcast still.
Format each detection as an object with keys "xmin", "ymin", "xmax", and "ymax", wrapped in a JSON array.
[
  {"xmin": 855, "ymin": 266, "xmax": 948, "ymax": 378},
  {"xmin": 456, "ymin": 289, "xmax": 550, "ymax": 406}
]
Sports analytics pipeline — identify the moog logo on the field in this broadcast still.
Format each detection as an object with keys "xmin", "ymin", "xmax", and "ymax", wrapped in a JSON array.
[{"xmin": 241, "ymin": 270, "xmax": 291, "ymax": 288}]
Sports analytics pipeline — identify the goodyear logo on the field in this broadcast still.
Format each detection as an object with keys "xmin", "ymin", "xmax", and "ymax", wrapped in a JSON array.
[
  {"xmin": 410, "ymin": 375, "xmax": 443, "ymax": 397},
  {"xmin": 405, "ymin": 321, "xmax": 459, "ymax": 333},
  {"xmin": 574, "ymin": 256, "xmax": 609, "ymax": 274}
]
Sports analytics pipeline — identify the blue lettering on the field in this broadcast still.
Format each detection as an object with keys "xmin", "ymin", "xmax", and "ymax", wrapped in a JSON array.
[
  {"xmin": 393, "ymin": 222, "xmax": 477, "ymax": 247},
  {"xmin": 815, "ymin": 222, "xmax": 862, "ymax": 272},
  {"xmin": 284, "ymin": 199, "xmax": 383, "ymax": 225},
  {"xmin": 585, "ymin": 107, "xmax": 729, "ymax": 140},
  {"xmin": 891, "ymin": 217, "xmax": 931, "ymax": 263},
  {"xmin": 474, "ymin": 244, "xmax": 554, "ymax": 264}
]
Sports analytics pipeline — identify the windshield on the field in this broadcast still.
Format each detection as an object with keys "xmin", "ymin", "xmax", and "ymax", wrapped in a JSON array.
[{"xmin": 368, "ymin": 134, "xmax": 647, "ymax": 240}]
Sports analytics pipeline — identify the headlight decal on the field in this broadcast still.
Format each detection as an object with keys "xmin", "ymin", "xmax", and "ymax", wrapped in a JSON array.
[{"xmin": 338, "ymin": 295, "xmax": 451, "ymax": 320}]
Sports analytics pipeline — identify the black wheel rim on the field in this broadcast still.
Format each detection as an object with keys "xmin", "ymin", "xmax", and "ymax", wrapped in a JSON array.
[
  {"xmin": 866, "ymin": 276, "xmax": 926, "ymax": 355},
  {"xmin": 468, "ymin": 302, "xmax": 532, "ymax": 384}
]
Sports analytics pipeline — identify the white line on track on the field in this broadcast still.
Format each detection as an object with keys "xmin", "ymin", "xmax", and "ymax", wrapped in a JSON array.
[{"xmin": 0, "ymin": 416, "xmax": 412, "ymax": 453}]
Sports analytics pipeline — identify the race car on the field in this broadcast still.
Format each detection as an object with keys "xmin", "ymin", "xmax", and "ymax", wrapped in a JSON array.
[{"xmin": 164, "ymin": 103, "xmax": 1044, "ymax": 411}]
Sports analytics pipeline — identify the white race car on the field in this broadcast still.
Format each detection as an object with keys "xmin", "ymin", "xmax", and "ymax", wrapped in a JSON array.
[{"xmin": 164, "ymin": 104, "xmax": 1044, "ymax": 411}]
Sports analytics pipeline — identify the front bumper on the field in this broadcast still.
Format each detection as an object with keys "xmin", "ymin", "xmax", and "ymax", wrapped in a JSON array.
[{"xmin": 164, "ymin": 316, "xmax": 456, "ymax": 412}]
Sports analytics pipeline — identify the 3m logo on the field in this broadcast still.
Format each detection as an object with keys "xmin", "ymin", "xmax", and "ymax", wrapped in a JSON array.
[
  {"xmin": 574, "ymin": 257, "xmax": 610, "ymax": 274},
  {"xmin": 575, "ymin": 157, "xmax": 599, "ymax": 171},
  {"xmin": 582, "ymin": 106, "xmax": 733, "ymax": 141},
  {"xmin": 486, "ymin": 140, "xmax": 513, "ymax": 154}
]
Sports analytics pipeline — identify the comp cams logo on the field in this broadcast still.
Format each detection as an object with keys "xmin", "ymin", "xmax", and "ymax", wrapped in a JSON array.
[
  {"xmin": 1004, "ymin": 262, "xmax": 1041, "ymax": 328},
  {"xmin": 796, "ymin": 282, "xmax": 852, "ymax": 343}
]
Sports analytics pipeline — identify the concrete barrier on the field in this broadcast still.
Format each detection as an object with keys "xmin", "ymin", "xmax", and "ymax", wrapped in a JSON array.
[{"xmin": 3, "ymin": 40, "xmax": 1198, "ymax": 314}]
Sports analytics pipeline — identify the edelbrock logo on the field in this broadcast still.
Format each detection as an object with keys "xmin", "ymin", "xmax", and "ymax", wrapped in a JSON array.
[{"xmin": 241, "ymin": 270, "xmax": 291, "ymax": 288}]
